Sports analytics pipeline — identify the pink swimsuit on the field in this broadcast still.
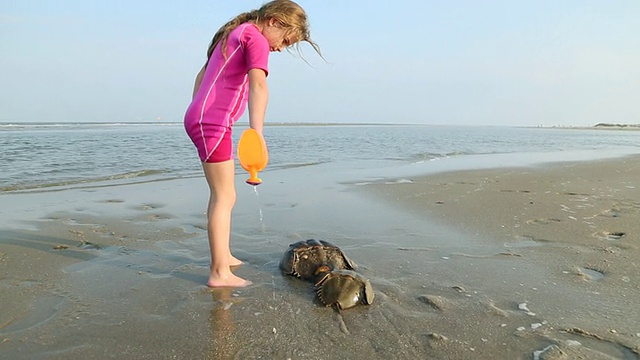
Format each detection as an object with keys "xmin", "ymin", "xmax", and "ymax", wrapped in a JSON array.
[{"xmin": 184, "ymin": 23, "xmax": 269, "ymax": 163}]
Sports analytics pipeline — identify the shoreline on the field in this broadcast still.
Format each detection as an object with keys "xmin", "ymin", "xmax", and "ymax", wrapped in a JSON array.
[
  {"xmin": 359, "ymin": 155, "xmax": 640, "ymax": 358},
  {"xmin": 1, "ymin": 154, "xmax": 639, "ymax": 358}
]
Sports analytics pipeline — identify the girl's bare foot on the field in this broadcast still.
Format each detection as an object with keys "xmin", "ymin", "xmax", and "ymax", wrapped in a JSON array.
[{"xmin": 207, "ymin": 272, "xmax": 252, "ymax": 288}]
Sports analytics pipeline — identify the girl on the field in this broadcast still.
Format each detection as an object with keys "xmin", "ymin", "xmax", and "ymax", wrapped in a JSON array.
[{"xmin": 184, "ymin": 0, "xmax": 320, "ymax": 287}]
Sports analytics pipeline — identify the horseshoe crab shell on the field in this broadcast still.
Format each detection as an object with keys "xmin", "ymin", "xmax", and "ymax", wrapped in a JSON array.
[
  {"xmin": 279, "ymin": 239, "xmax": 356, "ymax": 281},
  {"xmin": 315, "ymin": 269, "xmax": 374, "ymax": 310}
]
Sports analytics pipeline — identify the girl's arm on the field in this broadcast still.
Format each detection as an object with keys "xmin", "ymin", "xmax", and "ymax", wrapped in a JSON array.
[
  {"xmin": 248, "ymin": 68, "xmax": 268, "ymax": 135},
  {"xmin": 192, "ymin": 65, "xmax": 206, "ymax": 99}
]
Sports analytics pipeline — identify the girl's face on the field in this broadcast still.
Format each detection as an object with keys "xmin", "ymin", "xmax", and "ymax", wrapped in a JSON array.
[{"xmin": 262, "ymin": 19, "xmax": 297, "ymax": 52}]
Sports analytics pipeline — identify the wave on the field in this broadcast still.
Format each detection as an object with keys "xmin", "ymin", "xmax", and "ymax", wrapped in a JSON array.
[
  {"xmin": 0, "ymin": 122, "xmax": 182, "ymax": 131},
  {"xmin": 408, "ymin": 151, "xmax": 468, "ymax": 164},
  {"xmin": 269, "ymin": 161, "xmax": 327, "ymax": 170},
  {"xmin": 0, "ymin": 169, "xmax": 168, "ymax": 193}
]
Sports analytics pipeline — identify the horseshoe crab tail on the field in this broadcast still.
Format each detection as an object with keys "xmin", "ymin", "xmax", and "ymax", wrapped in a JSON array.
[{"xmin": 336, "ymin": 309, "xmax": 350, "ymax": 334}]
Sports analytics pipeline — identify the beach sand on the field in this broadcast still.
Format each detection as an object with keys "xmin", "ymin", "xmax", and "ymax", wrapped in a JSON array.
[{"xmin": 1, "ymin": 156, "xmax": 639, "ymax": 359}]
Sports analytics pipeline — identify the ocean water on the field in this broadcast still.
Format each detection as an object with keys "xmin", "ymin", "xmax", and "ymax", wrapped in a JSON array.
[{"xmin": 1, "ymin": 122, "xmax": 640, "ymax": 194}]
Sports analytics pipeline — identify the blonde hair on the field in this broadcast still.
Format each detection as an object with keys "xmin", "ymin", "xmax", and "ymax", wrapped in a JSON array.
[{"xmin": 206, "ymin": 0, "xmax": 321, "ymax": 62}]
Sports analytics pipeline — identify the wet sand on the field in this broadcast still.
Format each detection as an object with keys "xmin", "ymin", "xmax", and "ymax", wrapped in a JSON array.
[{"xmin": 1, "ymin": 156, "xmax": 640, "ymax": 359}]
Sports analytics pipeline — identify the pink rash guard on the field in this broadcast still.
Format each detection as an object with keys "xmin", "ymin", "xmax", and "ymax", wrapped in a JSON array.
[{"xmin": 184, "ymin": 23, "xmax": 269, "ymax": 163}]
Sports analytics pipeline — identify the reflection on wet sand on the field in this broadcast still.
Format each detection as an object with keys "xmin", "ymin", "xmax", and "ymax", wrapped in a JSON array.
[{"xmin": 209, "ymin": 288, "xmax": 237, "ymax": 360}]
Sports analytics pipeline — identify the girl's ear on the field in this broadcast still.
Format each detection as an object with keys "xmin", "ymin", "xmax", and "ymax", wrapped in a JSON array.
[{"xmin": 268, "ymin": 17, "xmax": 283, "ymax": 28}]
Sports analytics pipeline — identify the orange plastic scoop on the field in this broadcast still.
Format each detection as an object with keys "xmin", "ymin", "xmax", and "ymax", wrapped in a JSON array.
[{"xmin": 237, "ymin": 128, "xmax": 269, "ymax": 185}]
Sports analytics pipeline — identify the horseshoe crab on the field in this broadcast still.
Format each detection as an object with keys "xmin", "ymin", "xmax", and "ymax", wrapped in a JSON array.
[
  {"xmin": 315, "ymin": 269, "xmax": 375, "ymax": 310},
  {"xmin": 279, "ymin": 239, "xmax": 356, "ymax": 281}
]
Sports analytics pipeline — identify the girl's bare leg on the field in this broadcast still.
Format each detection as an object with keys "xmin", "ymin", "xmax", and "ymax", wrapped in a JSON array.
[
  {"xmin": 202, "ymin": 160, "xmax": 251, "ymax": 288},
  {"xmin": 202, "ymin": 160, "xmax": 243, "ymax": 272}
]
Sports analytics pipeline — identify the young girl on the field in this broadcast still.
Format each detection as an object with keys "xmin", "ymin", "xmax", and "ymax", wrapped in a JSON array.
[{"xmin": 184, "ymin": 0, "xmax": 320, "ymax": 288}]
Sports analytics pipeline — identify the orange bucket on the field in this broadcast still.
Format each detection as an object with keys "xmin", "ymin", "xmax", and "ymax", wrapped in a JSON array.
[{"xmin": 237, "ymin": 128, "xmax": 269, "ymax": 185}]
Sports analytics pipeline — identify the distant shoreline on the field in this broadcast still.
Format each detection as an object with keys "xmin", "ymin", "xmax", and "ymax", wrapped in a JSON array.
[
  {"xmin": 537, "ymin": 124, "xmax": 640, "ymax": 131},
  {"xmin": 2, "ymin": 121, "xmax": 639, "ymax": 130}
]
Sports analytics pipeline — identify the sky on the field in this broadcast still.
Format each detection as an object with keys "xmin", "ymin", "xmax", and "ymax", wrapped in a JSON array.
[{"xmin": 1, "ymin": 1, "xmax": 639, "ymax": 126}]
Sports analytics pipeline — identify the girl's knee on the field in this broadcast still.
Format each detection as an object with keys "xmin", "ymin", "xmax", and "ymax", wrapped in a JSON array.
[{"xmin": 212, "ymin": 190, "xmax": 236, "ymax": 207}]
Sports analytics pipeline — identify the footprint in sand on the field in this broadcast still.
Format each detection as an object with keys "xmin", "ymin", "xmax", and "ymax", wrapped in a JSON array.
[
  {"xmin": 561, "ymin": 191, "xmax": 589, "ymax": 196},
  {"xmin": 136, "ymin": 203, "xmax": 166, "ymax": 211},
  {"xmin": 133, "ymin": 213, "xmax": 173, "ymax": 222},
  {"xmin": 481, "ymin": 300, "xmax": 510, "ymax": 317},
  {"xmin": 574, "ymin": 267, "xmax": 605, "ymax": 282},
  {"xmin": 504, "ymin": 235, "xmax": 550, "ymax": 248},
  {"xmin": 598, "ymin": 208, "xmax": 621, "ymax": 218},
  {"xmin": 592, "ymin": 231, "xmax": 625, "ymax": 241},
  {"xmin": 100, "ymin": 199, "xmax": 125, "ymax": 204},
  {"xmin": 417, "ymin": 294, "xmax": 453, "ymax": 311},
  {"xmin": 130, "ymin": 203, "xmax": 170, "ymax": 221},
  {"xmin": 526, "ymin": 218, "xmax": 562, "ymax": 225}
]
